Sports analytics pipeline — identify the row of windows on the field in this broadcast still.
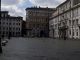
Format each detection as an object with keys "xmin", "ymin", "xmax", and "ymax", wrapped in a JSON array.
[
  {"xmin": 29, "ymin": 24, "xmax": 48, "ymax": 28},
  {"xmin": 54, "ymin": 9, "xmax": 79, "ymax": 24},
  {"xmin": 31, "ymin": 19, "xmax": 48, "ymax": 22},
  {"xmin": 58, "ymin": 0, "xmax": 80, "ymax": 14},
  {"xmin": 53, "ymin": 18, "xmax": 79, "ymax": 28},
  {"xmin": 29, "ymin": 12, "xmax": 48, "ymax": 16},
  {"xmin": 69, "ymin": 19, "xmax": 79, "ymax": 26},
  {"xmin": 1, "ymin": 14, "xmax": 8, "ymax": 17},
  {"xmin": 58, "ymin": 1, "xmax": 71, "ymax": 14},
  {"xmin": 1, "ymin": 18, "xmax": 21, "ymax": 22},
  {"xmin": 0, "ymin": 22, "xmax": 21, "ymax": 26},
  {"xmin": 69, "ymin": 29, "xmax": 79, "ymax": 36},
  {"xmin": 73, "ymin": 0, "xmax": 80, "ymax": 5},
  {"xmin": 1, "ymin": 27, "xmax": 21, "ymax": 31},
  {"xmin": 0, "ymin": 31, "xmax": 20, "ymax": 35}
]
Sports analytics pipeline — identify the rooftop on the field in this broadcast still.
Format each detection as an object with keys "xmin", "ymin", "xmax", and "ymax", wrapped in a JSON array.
[{"xmin": 25, "ymin": 7, "xmax": 55, "ymax": 11}]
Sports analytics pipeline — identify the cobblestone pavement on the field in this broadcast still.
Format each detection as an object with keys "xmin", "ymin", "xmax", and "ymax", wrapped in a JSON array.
[{"xmin": 0, "ymin": 37, "xmax": 80, "ymax": 60}]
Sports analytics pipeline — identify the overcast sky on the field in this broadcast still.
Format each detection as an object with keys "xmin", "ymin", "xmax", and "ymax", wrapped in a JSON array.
[{"xmin": 1, "ymin": 0, "xmax": 66, "ymax": 20}]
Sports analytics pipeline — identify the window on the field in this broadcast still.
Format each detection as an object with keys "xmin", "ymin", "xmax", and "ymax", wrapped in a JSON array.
[
  {"xmin": 7, "ymin": 27, "xmax": 8, "ymax": 30},
  {"xmin": 72, "ymin": 20, "xmax": 75, "ymax": 25},
  {"xmin": 69, "ymin": 30, "xmax": 71, "ymax": 35},
  {"xmin": 3, "ymin": 27, "xmax": 5, "ymax": 30},
  {"xmin": 9, "ymin": 27, "xmax": 11, "ymax": 30},
  {"xmin": 7, "ymin": 19, "xmax": 8, "ymax": 21},
  {"xmin": 37, "ymin": 24, "xmax": 39, "ymax": 27},
  {"xmin": 6, "ymin": 32, "xmax": 8, "ymax": 34},
  {"xmin": 13, "ymin": 32, "xmax": 14, "ymax": 35},
  {"xmin": 1, "ymin": 14, "xmax": 3, "ymax": 17},
  {"xmin": 3, "ymin": 31, "xmax": 5, "ymax": 34},
  {"xmin": 76, "ymin": 32, "xmax": 78, "ymax": 36},
  {"xmin": 19, "ymin": 23, "xmax": 20, "ymax": 25},
  {"xmin": 9, "ymin": 23, "xmax": 11, "ymax": 25},
  {"xmin": 16, "ymin": 23, "xmax": 18, "ymax": 25},
  {"xmin": 69, "ymin": 20, "xmax": 71, "ymax": 26},
  {"xmin": 0, "ymin": 31, "xmax": 1, "ymax": 34},
  {"xmin": 16, "ymin": 28, "xmax": 18, "ymax": 30},
  {"xmin": 19, "ymin": 28, "xmax": 20, "ymax": 31},
  {"xmin": 72, "ymin": 29, "xmax": 74, "ymax": 36},
  {"xmin": 76, "ymin": 29, "xmax": 78, "ymax": 36},
  {"xmin": 13, "ymin": 27, "xmax": 15, "ymax": 30},
  {"xmin": 3, "ymin": 22, "xmax": 5, "ymax": 24},
  {"xmin": 13, "ymin": 23, "xmax": 15, "ymax": 25},
  {"xmin": 6, "ymin": 23, "xmax": 8, "ymax": 25},
  {"xmin": 18, "ymin": 32, "xmax": 20, "ymax": 34},
  {"xmin": 76, "ymin": 19, "xmax": 78, "ymax": 25}
]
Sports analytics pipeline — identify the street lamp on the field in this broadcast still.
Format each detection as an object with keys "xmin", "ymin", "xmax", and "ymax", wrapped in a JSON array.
[
  {"xmin": 47, "ymin": 8, "xmax": 49, "ymax": 37},
  {"xmin": 0, "ymin": 35, "xmax": 2, "ymax": 53},
  {"xmin": 0, "ymin": 13, "xmax": 2, "ymax": 53}
]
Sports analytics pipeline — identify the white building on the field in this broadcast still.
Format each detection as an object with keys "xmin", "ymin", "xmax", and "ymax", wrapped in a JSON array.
[
  {"xmin": 49, "ymin": 0, "xmax": 80, "ymax": 39},
  {"xmin": 0, "ymin": 11, "xmax": 22, "ymax": 37}
]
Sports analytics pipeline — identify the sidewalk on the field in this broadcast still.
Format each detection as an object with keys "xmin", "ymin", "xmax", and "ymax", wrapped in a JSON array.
[{"xmin": 52, "ymin": 38, "xmax": 80, "ymax": 41}]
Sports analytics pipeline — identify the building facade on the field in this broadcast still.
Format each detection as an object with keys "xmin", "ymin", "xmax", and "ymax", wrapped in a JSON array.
[
  {"xmin": 0, "ymin": 11, "xmax": 22, "ymax": 37},
  {"xmin": 49, "ymin": 0, "xmax": 80, "ymax": 39},
  {"xmin": 26, "ymin": 7, "xmax": 55, "ymax": 37}
]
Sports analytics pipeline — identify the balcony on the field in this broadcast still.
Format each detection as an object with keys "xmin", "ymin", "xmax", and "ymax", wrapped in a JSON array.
[{"xmin": 58, "ymin": 25, "xmax": 68, "ymax": 30}]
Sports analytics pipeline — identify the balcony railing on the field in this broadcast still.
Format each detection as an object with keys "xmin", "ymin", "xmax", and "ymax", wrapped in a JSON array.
[{"xmin": 58, "ymin": 25, "xmax": 68, "ymax": 30}]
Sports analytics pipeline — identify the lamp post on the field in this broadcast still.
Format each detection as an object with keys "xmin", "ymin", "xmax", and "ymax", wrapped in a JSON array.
[
  {"xmin": 0, "ymin": 12, "xmax": 2, "ymax": 53},
  {"xmin": 47, "ymin": 8, "xmax": 49, "ymax": 37},
  {"xmin": 0, "ymin": 37, "xmax": 2, "ymax": 53},
  {"xmin": 0, "ymin": 19, "xmax": 2, "ymax": 53}
]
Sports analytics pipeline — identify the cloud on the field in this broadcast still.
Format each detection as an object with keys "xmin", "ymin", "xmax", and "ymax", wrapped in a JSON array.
[
  {"xmin": 29, "ymin": 0, "xmax": 66, "ymax": 7},
  {"xmin": 1, "ymin": 0, "xmax": 28, "ymax": 20},
  {"xmin": 1, "ymin": 0, "xmax": 28, "ymax": 5},
  {"xmin": 1, "ymin": 5, "xmax": 25, "ymax": 17},
  {"xmin": 1, "ymin": 0, "xmax": 18, "ymax": 5},
  {"xmin": 1, "ymin": 0, "xmax": 66, "ymax": 20}
]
